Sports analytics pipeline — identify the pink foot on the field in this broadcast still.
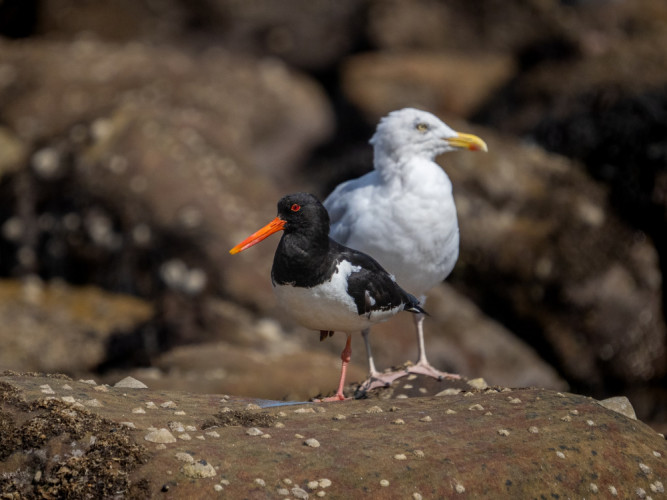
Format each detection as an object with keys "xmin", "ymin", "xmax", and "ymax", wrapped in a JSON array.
[
  {"xmin": 358, "ymin": 370, "xmax": 409, "ymax": 392},
  {"xmin": 407, "ymin": 361, "xmax": 461, "ymax": 381},
  {"xmin": 314, "ymin": 334, "xmax": 354, "ymax": 402},
  {"xmin": 313, "ymin": 394, "xmax": 351, "ymax": 403}
]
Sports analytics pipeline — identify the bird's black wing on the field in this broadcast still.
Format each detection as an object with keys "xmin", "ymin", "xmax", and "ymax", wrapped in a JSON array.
[{"xmin": 333, "ymin": 240, "xmax": 426, "ymax": 317}]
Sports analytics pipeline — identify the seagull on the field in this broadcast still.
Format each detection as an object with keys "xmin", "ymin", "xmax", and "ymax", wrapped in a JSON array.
[
  {"xmin": 229, "ymin": 192, "xmax": 427, "ymax": 401},
  {"xmin": 324, "ymin": 108, "xmax": 488, "ymax": 389}
]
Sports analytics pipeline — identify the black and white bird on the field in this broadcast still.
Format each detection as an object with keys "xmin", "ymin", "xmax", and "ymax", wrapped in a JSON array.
[
  {"xmin": 324, "ymin": 108, "xmax": 487, "ymax": 389},
  {"xmin": 229, "ymin": 192, "xmax": 426, "ymax": 401}
]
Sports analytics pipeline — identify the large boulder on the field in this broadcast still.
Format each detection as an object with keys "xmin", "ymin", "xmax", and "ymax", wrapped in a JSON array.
[
  {"xmin": 0, "ymin": 372, "xmax": 665, "ymax": 498},
  {"xmin": 0, "ymin": 278, "xmax": 151, "ymax": 374},
  {"xmin": 0, "ymin": 37, "xmax": 332, "ymax": 335}
]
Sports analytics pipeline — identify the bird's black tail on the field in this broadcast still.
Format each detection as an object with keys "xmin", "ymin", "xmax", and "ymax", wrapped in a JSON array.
[{"xmin": 404, "ymin": 291, "xmax": 429, "ymax": 316}]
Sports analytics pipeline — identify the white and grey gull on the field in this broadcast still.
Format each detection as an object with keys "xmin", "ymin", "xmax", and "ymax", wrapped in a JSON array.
[
  {"xmin": 230, "ymin": 192, "xmax": 426, "ymax": 401},
  {"xmin": 324, "ymin": 108, "xmax": 488, "ymax": 389}
]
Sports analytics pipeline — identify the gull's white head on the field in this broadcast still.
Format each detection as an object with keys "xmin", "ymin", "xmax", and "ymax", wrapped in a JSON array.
[{"xmin": 370, "ymin": 108, "xmax": 487, "ymax": 167}]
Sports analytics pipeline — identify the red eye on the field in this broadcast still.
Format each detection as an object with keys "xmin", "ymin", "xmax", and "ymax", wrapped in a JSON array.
[{"xmin": 291, "ymin": 204, "xmax": 301, "ymax": 212}]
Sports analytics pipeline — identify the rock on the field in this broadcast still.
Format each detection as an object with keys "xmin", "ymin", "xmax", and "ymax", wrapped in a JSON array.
[
  {"xmin": 599, "ymin": 396, "xmax": 638, "ymax": 420},
  {"xmin": 115, "ymin": 338, "xmax": 367, "ymax": 402},
  {"xmin": 4, "ymin": 372, "xmax": 664, "ymax": 498},
  {"xmin": 465, "ymin": 4, "xmax": 667, "ymax": 419},
  {"xmin": 188, "ymin": 0, "xmax": 366, "ymax": 71},
  {"xmin": 37, "ymin": 0, "xmax": 366, "ymax": 71},
  {"xmin": 342, "ymin": 51, "xmax": 516, "ymax": 120},
  {"xmin": 0, "ymin": 126, "xmax": 27, "ymax": 178},
  {"xmin": 175, "ymin": 452, "xmax": 194, "ymax": 463},
  {"xmin": 181, "ymin": 460, "xmax": 216, "ymax": 479},
  {"xmin": 0, "ymin": 279, "xmax": 152, "ymax": 374},
  {"xmin": 0, "ymin": 38, "xmax": 332, "ymax": 309},
  {"xmin": 303, "ymin": 438, "xmax": 320, "ymax": 448},
  {"xmin": 114, "ymin": 376, "xmax": 148, "ymax": 389},
  {"xmin": 0, "ymin": 36, "xmax": 333, "ymax": 368},
  {"xmin": 144, "ymin": 428, "xmax": 177, "ymax": 444},
  {"xmin": 467, "ymin": 378, "xmax": 488, "ymax": 391},
  {"xmin": 443, "ymin": 127, "xmax": 666, "ymax": 391},
  {"xmin": 366, "ymin": 0, "xmax": 573, "ymax": 55},
  {"xmin": 0, "ymin": 0, "xmax": 664, "ymax": 432}
]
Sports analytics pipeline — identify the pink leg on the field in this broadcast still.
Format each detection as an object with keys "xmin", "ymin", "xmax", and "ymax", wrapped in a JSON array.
[
  {"xmin": 407, "ymin": 313, "xmax": 461, "ymax": 380},
  {"xmin": 316, "ymin": 333, "xmax": 352, "ymax": 402},
  {"xmin": 358, "ymin": 328, "xmax": 409, "ymax": 392}
]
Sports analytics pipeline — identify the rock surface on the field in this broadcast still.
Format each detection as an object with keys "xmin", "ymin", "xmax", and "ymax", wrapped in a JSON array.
[
  {"xmin": 1, "ymin": 372, "xmax": 665, "ymax": 498},
  {"xmin": 0, "ymin": 0, "xmax": 665, "ymax": 434}
]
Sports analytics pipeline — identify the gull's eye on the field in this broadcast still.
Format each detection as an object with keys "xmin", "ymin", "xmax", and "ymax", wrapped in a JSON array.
[
  {"xmin": 290, "ymin": 203, "xmax": 301, "ymax": 212},
  {"xmin": 416, "ymin": 122, "xmax": 429, "ymax": 133}
]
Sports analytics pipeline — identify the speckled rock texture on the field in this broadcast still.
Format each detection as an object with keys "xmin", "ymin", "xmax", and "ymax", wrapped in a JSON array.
[{"xmin": 0, "ymin": 372, "xmax": 665, "ymax": 499}]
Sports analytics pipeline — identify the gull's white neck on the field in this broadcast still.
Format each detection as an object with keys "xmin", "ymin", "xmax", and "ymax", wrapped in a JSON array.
[{"xmin": 374, "ymin": 148, "xmax": 452, "ymax": 193}]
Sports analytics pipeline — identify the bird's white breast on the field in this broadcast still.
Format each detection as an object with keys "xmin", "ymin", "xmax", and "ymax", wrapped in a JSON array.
[
  {"xmin": 329, "ymin": 160, "xmax": 459, "ymax": 295},
  {"xmin": 273, "ymin": 260, "xmax": 402, "ymax": 333}
]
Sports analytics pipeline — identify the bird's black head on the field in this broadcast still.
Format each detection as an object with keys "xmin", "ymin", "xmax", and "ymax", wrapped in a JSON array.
[
  {"xmin": 276, "ymin": 192, "xmax": 330, "ymax": 236},
  {"xmin": 229, "ymin": 192, "xmax": 330, "ymax": 256}
]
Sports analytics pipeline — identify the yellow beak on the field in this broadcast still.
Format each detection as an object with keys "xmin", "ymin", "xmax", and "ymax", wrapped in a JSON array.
[{"xmin": 445, "ymin": 132, "xmax": 488, "ymax": 152}]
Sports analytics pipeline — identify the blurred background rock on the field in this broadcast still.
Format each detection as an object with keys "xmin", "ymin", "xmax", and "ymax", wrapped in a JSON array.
[{"xmin": 0, "ymin": 0, "xmax": 664, "ymax": 431}]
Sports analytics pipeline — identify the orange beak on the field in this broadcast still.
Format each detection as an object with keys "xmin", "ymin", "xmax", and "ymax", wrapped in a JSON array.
[{"xmin": 229, "ymin": 217, "xmax": 286, "ymax": 254}]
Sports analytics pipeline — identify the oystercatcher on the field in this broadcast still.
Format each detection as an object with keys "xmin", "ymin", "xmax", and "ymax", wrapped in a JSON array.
[
  {"xmin": 324, "ymin": 108, "xmax": 487, "ymax": 389},
  {"xmin": 229, "ymin": 192, "xmax": 426, "ymax": 401}
]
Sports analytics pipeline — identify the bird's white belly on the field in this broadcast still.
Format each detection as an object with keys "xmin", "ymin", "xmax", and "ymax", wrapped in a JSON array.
[
  {"xmin": 344, "ymin": 194, "xmax": 459, "ymax": 295},
  {"xmin": 273, "ymin": 261, "xmax": 401, "ymax": 333}
]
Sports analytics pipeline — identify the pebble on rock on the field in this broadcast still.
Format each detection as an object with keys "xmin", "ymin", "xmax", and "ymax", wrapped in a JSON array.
[
  {"xmin": 436, "ymin": 388, "xmax": 461, "ymax": 396},
  {"xmin": 291, "ymin": 487, "xmax": 309, "ymax": 499},
  {"xmin": 598, "ymin": 396, "xmax": 637, "ymax": 420},
  {"xmin": 182, "ymin": 460, "xmax": 217, "ymax": 479},
  {"xmin": 467, "ymin": 378, "xmax": 488, "ymax": 390},
  {"xmin": 144, "ymin": 428, "xmax": 177, "ymax": 444},
  {"xmin": 168, "ymin": 422, "xmax": 185, "ymax": 432},
  {"xmin": 114, "ymin": 376, "xmax": 148, "ymax": 389},
  {"xmin": 175, "ymin": 452, "xmax": 194, "ymax": 463}
]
